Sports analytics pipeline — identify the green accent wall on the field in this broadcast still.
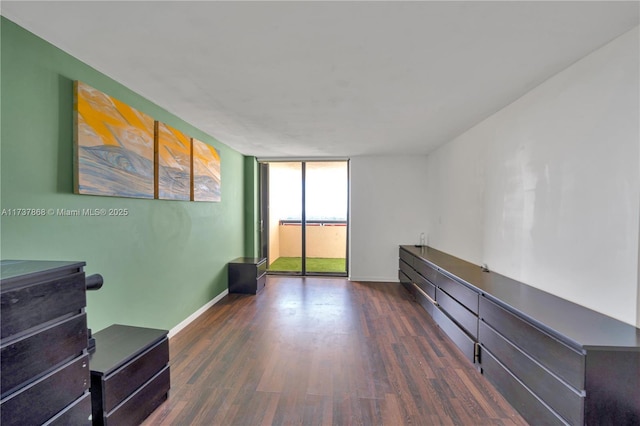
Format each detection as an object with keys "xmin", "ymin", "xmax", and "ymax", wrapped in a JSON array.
[{"xmin": 1, "ymin": 18, "xmax": 246, "ymax": 332}]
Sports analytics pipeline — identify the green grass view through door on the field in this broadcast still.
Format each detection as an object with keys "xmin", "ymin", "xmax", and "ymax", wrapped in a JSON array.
[{"xmin": 269, "ymin": 257, "xmax": 346, "ymax": 273}]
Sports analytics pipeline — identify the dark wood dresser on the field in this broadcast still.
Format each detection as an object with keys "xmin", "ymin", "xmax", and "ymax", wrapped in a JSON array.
[
  {"xmin": 228, "ymin": 257, "xmax": 267, "ymax": 294},
  {"xmin": 399, "ymin": 245, "xmax": 640, "ymax": 425},
  {"xmin": 0, "ymin": 260, "xmax": 91, "ymax": 426},
  {"xmin": 89, "ymin": 324, "xmax": 169, "ymax": 426}
]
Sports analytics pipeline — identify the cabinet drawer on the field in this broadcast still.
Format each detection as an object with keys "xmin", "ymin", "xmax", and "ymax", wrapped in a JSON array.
[
  {"xmin": 256, "ymin": 273, "xmax": 266, "ymax": 293},
  {"xmin": 257, "ymin": 259, "xmax": 267, "ymax": 277},
  {"xmin": 437, "ymin": 288, "xmax": 477, "ymax": 339},
  {"xmin": 481, "ymin": 350, "xmax": 568, "ymax": 426},
  {"xmin": 398, "ymin": 269, "xmax": 410, "ymax": 284},
  {"xmin": 400, "ymin": 275, "xmax": 416, "ymax": 300},
  {"xmin": 413, "ymin": 272, "xmax": 436, "ymax": 301},
  {"xmin": 1, "ymin": 354, "xmax": 89, "ymax": 426},
  {"xmin": 399, "ymin": 262, "xmax": 419, "ymax": 285},
  {"xmin": 404, "ymin": 265, "xmax": 420, "ymax": 286},
  {"xmin": 413, "ymin": 259, "xmax": 438, "ymax": 284},
  {"xmin": 411, "ymin": 282, "xmax": 437, "ymax": 317},
  {"xmin": 104, "ymin": 366, "xmax": 170, "ymax": 426},
  {"xmin": 100, "ymin": 337, "xmax": 169, "ymax": 412},
  {"xmin": 46, "ymin": 391, "xmax": 92, "ymax": 426},
  {"xmin": 437, "ymin": 273, "xmax": 478, "ymax": 314},
  {"xmin": 400, "ymin": 261, "xmax": 435, "ymax": 301},
  {"xmin": 479, "ymin": 297, "xmax": 584, "ymax": 390},
  {"xmin": 480, "ymin": 321, "xmax": 583, "ymax": 424},
  {"xmin": 433, "ymin": 308, "xmax": 475, "ymax": 364},
  {"xmin": 399, "ymin": 259, "xmax": 412, "ymax": 278},
  {"xmin": 1, "ymin": 271, "xmax": 86, "ymax": 340},
  {"xmin": 1, "ymin": 313, "xmax": 87, "ymax": 394},
  {"xmin": 399, "ymin": 249, "xmax": 414, "ymax": 268}
]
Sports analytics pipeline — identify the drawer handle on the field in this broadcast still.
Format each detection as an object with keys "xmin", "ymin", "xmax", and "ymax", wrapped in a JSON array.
[{"xmin": 412, "ymin": 282, "xmax": 438, "ymax": 306}]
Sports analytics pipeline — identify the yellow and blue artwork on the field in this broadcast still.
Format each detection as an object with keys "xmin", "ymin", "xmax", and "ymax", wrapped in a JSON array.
[
  {"xmin": 192, "ymin": 138, "xmax": 221, "ymax": 202},
  {"xmin": 156, "ymin": 122, "xmax": 191, "ymax": 200},
  {"xmin": 74, "ymin": 81, "xmax": 155, "ymax": 198}
]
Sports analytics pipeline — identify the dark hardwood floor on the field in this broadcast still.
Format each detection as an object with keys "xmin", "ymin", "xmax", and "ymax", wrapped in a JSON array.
[{"xmin": 142, "ymin": 276, "xmax": 527, "ymax": 425}]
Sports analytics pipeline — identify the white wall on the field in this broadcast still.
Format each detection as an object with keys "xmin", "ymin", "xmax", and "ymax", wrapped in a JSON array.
[
  {"xmin": 426, "ymin": 27, "xmax": 639, "ymax": 326},
  {"xmin": 350, "ymin": 156, "xmax": 429, "ymax": 281},
  {"xmin": 425, "ymin": 126, "xmax": 487, "ymax": 265}
]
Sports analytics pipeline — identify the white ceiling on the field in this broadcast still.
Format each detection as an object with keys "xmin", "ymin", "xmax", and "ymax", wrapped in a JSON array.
[{"xmin": 2, "ymin": 1, "xmax": 639, "ymax": 158}]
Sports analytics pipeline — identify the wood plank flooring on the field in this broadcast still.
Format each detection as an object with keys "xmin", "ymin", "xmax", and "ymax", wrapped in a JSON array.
[{"xmin": 142, "ymin": 276, "xmax": 527, "ymax": 425}]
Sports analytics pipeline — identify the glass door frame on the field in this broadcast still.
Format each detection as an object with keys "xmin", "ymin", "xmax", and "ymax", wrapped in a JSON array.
[{"xmin": 259, "ymin": 159, "xmax": 349, "ymax": 277}]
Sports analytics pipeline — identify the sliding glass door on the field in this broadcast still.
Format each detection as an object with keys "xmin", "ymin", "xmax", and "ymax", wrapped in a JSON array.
[
  {"xmin": 304, "ymin": 162, "xmax": 348, "ymax": 274},
  {"xmin": 260, "ymin": 160, "xmax": 348, "ymax": 276},
  {"xmin": 263, "ymin": 162, "xmax": 302, "ymax": 274}
]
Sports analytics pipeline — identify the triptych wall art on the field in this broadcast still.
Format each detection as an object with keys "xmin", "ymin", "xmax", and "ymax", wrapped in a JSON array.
[{"xmin": 74, "ymin": 81, "xmax": 221, "ymax": 202}]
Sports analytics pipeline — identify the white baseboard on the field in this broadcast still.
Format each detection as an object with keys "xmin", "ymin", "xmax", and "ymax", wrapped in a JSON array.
[
  {"xmin": 168, "ymin": 289, "xmax": 229, "ymax": 338},
  {"xmin": 348, "ymin": 276, "xmax": 399, "ymax": 283}
]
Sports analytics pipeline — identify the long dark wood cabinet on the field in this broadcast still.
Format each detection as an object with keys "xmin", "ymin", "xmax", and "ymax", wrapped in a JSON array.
[
  {"xmin": 1, "ymin": 260, "xmax": 91, "ymax": 426},
  {"xmin": 399, "ymin": 245, "xmax": 640, "ymax": 425},
  {"xmin": 89, "ymin": 324, "xmax": 169, "ymax": 426}
]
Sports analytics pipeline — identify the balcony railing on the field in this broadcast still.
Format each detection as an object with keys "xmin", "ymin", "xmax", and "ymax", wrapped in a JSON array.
[
  {"xmin": 275, "ymin": 220, "xmax": 347, "ymax": 259},
  {"xmin": 279, "ymin": 220, "xmax": 347, "ymax": 226}
]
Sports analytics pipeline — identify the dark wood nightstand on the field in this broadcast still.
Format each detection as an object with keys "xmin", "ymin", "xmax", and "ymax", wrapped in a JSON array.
[
  {"xmin": 89, "ymin": 324, "xmax": 169, "ymax": 426},
  {"xmin": 228, "ymin": 257, "xmax": 267, "ymax": 294}
]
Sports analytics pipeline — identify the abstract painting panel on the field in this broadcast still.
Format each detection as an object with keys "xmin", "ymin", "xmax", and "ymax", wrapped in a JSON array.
[
  {"xmin": 156, "ymin": 122, "xmax": 191, "ymax": 200},
  {"xmin": 192, "ymin": 138, "xmax": 221, "ymax": 202},
  {"xmin": 74, "ymin": 81, "xmax": 155, "ymax": 198}
]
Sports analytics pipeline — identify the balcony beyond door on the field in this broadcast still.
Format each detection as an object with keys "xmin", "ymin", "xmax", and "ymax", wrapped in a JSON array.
[{"xmin": 261, "ymin": 161, "xmax": 348, "ymax": 276}]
